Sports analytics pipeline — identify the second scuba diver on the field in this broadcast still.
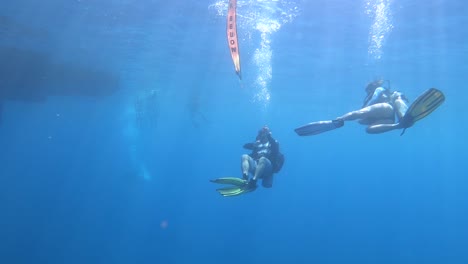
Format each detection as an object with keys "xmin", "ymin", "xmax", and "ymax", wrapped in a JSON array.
[{"xmin": 295, "ymin": 79, "xmax": 445, "ymax": 136}]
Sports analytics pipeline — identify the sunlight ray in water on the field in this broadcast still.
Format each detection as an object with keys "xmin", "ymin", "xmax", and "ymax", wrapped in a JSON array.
[{"xmin": 366, "ymin": 0, "xmax": 393, "ymax": 61}]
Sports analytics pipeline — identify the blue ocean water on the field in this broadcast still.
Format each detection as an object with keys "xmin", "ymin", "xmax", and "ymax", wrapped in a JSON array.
[{"xmin": 0, "ymin": 0, "xmax": 467, "ymax": 263}]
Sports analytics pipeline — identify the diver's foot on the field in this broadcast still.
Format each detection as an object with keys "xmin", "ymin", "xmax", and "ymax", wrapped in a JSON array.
[
  {"xmin": 247, "ymin": 178, "xmax": 257, "ymax": 188},
  {"xmin": 242, "ymin": 172, "xmax": 249, "ymax": 180}
]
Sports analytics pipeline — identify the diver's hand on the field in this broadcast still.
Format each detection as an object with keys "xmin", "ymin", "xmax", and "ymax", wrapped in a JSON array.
[{"xmin": 243, "ymin": 143, "xmax": 255, "ymax": 150}]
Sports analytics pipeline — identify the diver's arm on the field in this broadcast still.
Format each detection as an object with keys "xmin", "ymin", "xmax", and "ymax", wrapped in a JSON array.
[
  {"xmin": 268, "ymin": 138, "xmax": 280, "ymax": 163},
  {"xmin": 270, "ymin": 139, "xmax": 283, "ymax": 173},
  {"xmin": 365, "ymin": 87, "xmax": 386, "ymax": 107},
  {"xmin": 243, "ymin": 142, "xmax": 256, "ymax": 150},
  {"xmin": 270, "ymin": 138, "xmax": 279, "ymax": 155}
]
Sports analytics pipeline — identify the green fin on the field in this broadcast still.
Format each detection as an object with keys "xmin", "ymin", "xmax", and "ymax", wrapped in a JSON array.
[
  {"xmin": 400, "ymin": 88, "xmax": 445, "ymax": 135},
  {"xmin": 294, "ymin": 119, "xmax": 344, "ymax": 136},
  {"xmin": 210, "ymin": 177, "xmax": 256, "ymax": 197},
  {"xmin": 210, "ymin": 177, "xmax": 247, "ymax": 186},
  {"xmin": 216, "ymin": 184, "xmax": 256, "ymax": 197}
]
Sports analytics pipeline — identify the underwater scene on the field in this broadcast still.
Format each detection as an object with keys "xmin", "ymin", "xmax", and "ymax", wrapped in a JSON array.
[{"xmin": 0, "ymin": 0, "xmax": 467, "ymax": 263}]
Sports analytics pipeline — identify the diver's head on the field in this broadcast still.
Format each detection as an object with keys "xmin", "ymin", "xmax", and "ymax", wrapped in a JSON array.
[
  {"xmin": 256, "ymin": 125, "xmax": 271, "ymax": 142},
  {"xmin": 365, "ymin": 79, "xmax": 384, "ymax": 95}
]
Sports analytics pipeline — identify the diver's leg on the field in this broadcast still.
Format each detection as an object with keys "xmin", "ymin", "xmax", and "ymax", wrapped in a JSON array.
[
  {"xmin": 393, "ymin": 97, "xmax": 409, "ymax": 120},
  {"xmin": 241, "ymin": 154, "xmax": 256, "ymax": 180},
  {"xmin": 262, "ymin": 170, "xmax": 274, "ymax": 188},
  {"xmin": 366, "ymin": 123, "xmax": 403, "ymax": 134},
  {"xmin": 337, "ymin": 103, "xmax": 394, "ymax": 123},
  {"xmin": 253, "ymin": 157, "xmax": 272, "ymax": 182}
]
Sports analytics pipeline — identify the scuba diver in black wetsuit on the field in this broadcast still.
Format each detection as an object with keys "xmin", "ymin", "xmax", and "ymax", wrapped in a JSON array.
[
  {"xmin": 210, "ymin": 126, "xmax": 285, "ymax": 197},
  {"xmin": 241, "ymin": 126, "xmax": 283, "ymax": 188}
]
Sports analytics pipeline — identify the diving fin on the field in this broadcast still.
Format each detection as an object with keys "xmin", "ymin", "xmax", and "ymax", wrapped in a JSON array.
[
  {"xmin": 216, "ymin": 184, "xmax": 256, "ymax": 197},
  {"xmin": 399, "ymin": 88, "xmax": 445, "ymax": 135},
  {"xmin": 294, "ymin": 119, "xmax": 344, "ymax": 136},
  {"xmin": 210, "ymin": 177, "xmax": 247, "ymax": 186},
  {"xmin": 210, "ymin": 177, "xmax": 256, "ymax": 197}
]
